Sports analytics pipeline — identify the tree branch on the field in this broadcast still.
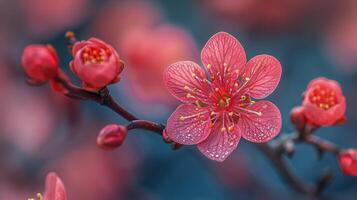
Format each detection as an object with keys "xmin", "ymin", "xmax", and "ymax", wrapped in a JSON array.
[{"xmin": 54, "ymin": 69, "xmax": 138, "ymax": 121}]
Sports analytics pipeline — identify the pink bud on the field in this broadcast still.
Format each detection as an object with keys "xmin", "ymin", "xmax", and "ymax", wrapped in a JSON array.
[
  {"xmin": 21, "ymin": 44, "xmax": 59, "ymax": 83},
  {"xmin": 338, "ymin": 149, "xmax": 357, "ymax": 176},
  {"xmin": 290, "ymin": 106, "xmax": 306, "ymax": 131},
  {"xmin": 70, "ymin": 38, "xmax": 124, "ymax": 90},
  {"xmin": 97, "ymin": 124, "xmax": 127, "ymax": 150}
]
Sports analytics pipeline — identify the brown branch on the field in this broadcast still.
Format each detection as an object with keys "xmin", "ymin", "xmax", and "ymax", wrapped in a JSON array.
[
  {"xmin": 257, "ymin": 143, "xmax": 317, "ymax": 195},
  {"xmin": 126, "ymin": 120, "xmax": 165, "ymax": 133},
  {"xmin": 54, "ymin": 69, "xmax": 138, "ymax": 121}
]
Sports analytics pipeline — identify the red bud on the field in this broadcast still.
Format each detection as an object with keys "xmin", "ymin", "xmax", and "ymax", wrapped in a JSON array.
[
  {"xmin": 338, "ymin": 149, "xmax": 357, "ymax": 176},
  {"xmin": 96, "ymin": 124, "xmax": 127, "ymax": 150},
  {"xmin": 21, "ymin": 44, "xmax": 59, "ymax": 83}
]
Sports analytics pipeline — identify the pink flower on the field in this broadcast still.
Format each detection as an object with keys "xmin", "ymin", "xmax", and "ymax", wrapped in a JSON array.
[
  {"xmin": 338, "ymin": 149, "xmax": 357, "ymax": 176},
  {"xmin": 302, "ymin": 77, "xmax": 346, "ymax": 126},
  {"xmin": 28, "ymin": 172, "xmax": 67, "ymax": 200},
  {"xmin": 21, "ymin": 45, "xmax": 59, "ymax": 84},
  {"xmin": 70, "ymin": 38, "xmax": 124, "ymax": 90},
  {"xmin": 164, "ymin": 32, "xmax": 282, "ymax": 161}
]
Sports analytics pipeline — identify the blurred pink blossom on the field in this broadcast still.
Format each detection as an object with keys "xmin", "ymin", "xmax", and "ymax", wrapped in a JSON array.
[
  {"xmin": 323, "ymin": 0, "xmax": 357, "ymax": 73},
  {"xmin": 119, "ymin": 25, "xmax": 197, "ymax": 104},
  {"xmin": 18, "ymin": 0, "xmax": 89, "ymax": 37},
  {"xmin": 200, "ymin": 0, "xmax": 327, "ymax": 31},
  {"xmin": 0, "ymin": 81, "xmax": 57, "ymax": 154},
  {"xmin": 92, "ymin": 0, "xmax": 161, "ymax": 45},
  {"xmin": 47, "ymin": 144, "xmax": 137, "ymax": 200}
]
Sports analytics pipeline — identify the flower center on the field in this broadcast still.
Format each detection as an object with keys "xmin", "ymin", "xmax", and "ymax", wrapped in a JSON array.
[
  {"xmin": 309, "ymin": 86, "xmax": 338, "ymax": 110},
  {"xmin": 81, "ymin": 47, "xmax": 109, "ymax": 64},
  {"xmin": 218, "ymin": 95, "xmax": 231, "ymax": 109}
]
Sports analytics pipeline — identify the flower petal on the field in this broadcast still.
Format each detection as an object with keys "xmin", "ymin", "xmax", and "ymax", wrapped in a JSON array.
[
  {"xmin": 307, "ymin": 77, "xmax": 342, "ymax": 93},
  {"xmin": 198, "ymin": 114, "xmax": 241, "ymax": 162},
  {"xmin": 44, "ymin": 172, "xmax": 67, "ymax": 200},
  {"xmin": 166, "ymin": 104, "xmax": 211, "ymax": 145},
  {"xmin": 241, "ymin": 55, "xmax": 282, "ymax": 99},
  {"xmin": 164, "ymin": 61, "xmax": 210, "ymax": 103},
  {"xmin": 303, "ymin": 96, "xmax": 346, "ymax": 126},
  {"xmin": 201, "ymin": 32, "xmax": 246, "ymax": 81},
  {"xmin": 238, "ymin": 101, "xmax": 281, "ymax": 143}
]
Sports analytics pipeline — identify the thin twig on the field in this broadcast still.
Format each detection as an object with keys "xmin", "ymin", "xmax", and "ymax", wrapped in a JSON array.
[{"xmin": 54, "ymin": 69, "xmax": 138, "ymax": 121}]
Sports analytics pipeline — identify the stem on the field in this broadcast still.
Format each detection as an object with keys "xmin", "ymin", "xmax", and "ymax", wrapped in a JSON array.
[
  {"xmin": 125, "ymin": 120, "xmax": 183, "ymax": 150},
  {"xmin": 302, "ymin": 134, "xmax": 340, "ymax": 155},
  {"xmin": 54, "ymin": 69, "xmax": 138, "ymax": 121},
  {"xmin": 257, "ymin": 143, "xmax": 317, "ymax": 195},
  {"xmin": 126, "ymin": 120, "xmax": 165, "ymax": 134}
]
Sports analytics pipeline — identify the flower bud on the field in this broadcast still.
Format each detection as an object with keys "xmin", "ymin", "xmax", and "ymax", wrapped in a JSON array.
[
  {"xmin": 302, "ymin": 77, "xmax": 346, "ymax": 126},
  {"xmin": 70, "ymin": 38, "xmax": 124, "ymax": 90},
  {"xmin": 290, "ymin": 106, "xmax": 306, "ymax": 131},
  {"xmin": 338, "ymin": 149, "xmax": 357, "ymax": 176},
  {"xmin": 21, "ymin": 45, "xmax": 59, "ymax": 83},
  {"xmin": 97, "ymin": 124, "xmax": 127, "ymax": 150}
]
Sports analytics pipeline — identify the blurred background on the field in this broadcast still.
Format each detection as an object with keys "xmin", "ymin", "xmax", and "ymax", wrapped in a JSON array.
[{"xmin": 0, "ymin": 0, "xmax": 357, "ymax": 199}]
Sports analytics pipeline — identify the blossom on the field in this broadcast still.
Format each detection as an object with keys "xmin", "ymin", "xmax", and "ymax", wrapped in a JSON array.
[
  {"xmin": 28, "ymin": 172, "xmax": 67, "ymax": 200},
  {"xmin": 302, "ymin": 77, "xmax": 346, "ymax": 126},
  {"xmin": 201, "ymin": 0, "xmax": 323, "ymax": 31},
  {"xmin": 97, "ymin": 124, "xmax": 128, "ymax": 150},
  {"xmin": 21, "ymin": 45, "xmax": 59, "ymax": 84},
  {"xmin": 338, "ymin": 149, "xmax": 357, "ymax": 176},
  {"xmin": 49, "ymin": 143, "xmax": 137, "ymax": 200},
  {"xmin": 18, "ymin": 0, "xmax": 89, "ymax": 38},
  {"xmin": 164, "ymin": 32, "xmax": 282, "ymax": 161},
  {"xmin": 92, "ymin": 0, "xmax": 161, "ymax": 45},
  {"xmin": 70, "ymin": 38, "xmax": 124, "ymax": 90},
  {"xmin": 120, "ymin": 25, "xmax": 197, "ymax": 104},
  {"xmin": 323, "ymin": 0, "xmax": 357, "ymax": 73}
]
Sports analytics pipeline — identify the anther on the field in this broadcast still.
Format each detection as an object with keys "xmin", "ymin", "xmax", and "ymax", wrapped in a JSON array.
[
  {"xmin": 186, "ymin": 93, "xmax": 196, "ymax": 99},
  {"xmin": 228, "ymin": 126, "xmax": 234, "ymax": 132}
]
